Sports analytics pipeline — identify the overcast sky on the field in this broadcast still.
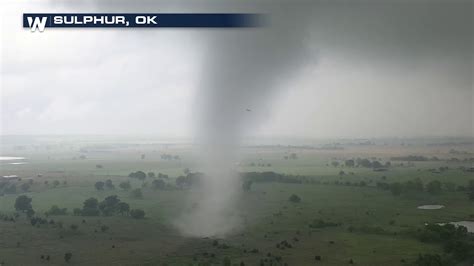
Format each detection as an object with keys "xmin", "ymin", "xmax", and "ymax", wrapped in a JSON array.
[{"xmin": 1, "ymin": 0, "xmax": 472, "ymax": 139}]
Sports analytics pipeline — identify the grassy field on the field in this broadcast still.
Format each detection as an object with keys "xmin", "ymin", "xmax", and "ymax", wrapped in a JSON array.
[{"xmin": 0, "ymin": 137, "xmax": 473, "ymax": 265}]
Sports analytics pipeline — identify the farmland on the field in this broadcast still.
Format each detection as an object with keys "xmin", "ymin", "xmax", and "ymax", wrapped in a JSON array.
[{"xmin": 0, "ymin": 136, "xmax": 473, "ymax": 265}]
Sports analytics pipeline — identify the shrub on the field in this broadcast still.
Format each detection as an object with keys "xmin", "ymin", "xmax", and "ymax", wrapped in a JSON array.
[
  {"xmin": 46, "ymin": 205, "xmax": 67, "ymax": 215},
  {"xmin": 289, "ymin": 194, "xmax": 301, "ymax": 203},
  {"xmin": 414, "ymin": 254, "xmax": 452, "ymax": 266},
  {"xmin": 426, "ymin": 180, "xmax": 442, "ymax": 194},
  {"xmin": 64, "ymin": 252, "xmax": 72, "ymax": 263},
  {"xmin": 309, "ymin": 219, "xmax": 339, "ymax": 228},
  {"xmin": 94, "ymin": 181, "xmax": 105, "ymax": 191},
  {"xmin": 242, "ymin": 180, "xmax": 253, "ymax": 191},
  {"xmin": 130, "ymin": 209, "xmax": 145, "ymax": 219}
]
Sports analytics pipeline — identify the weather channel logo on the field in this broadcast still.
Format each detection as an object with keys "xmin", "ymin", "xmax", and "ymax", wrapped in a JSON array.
[
  {"xmin": 23, "ymin": 13, "xmax": 262, "ymax": 32},
  {"xmin": 26, "ymin": 16, "xmax": 48, "ymax": 32}
]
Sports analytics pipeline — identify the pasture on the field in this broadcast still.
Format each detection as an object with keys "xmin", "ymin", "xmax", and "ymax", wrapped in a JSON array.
[{"xmin": 0, "ymin": 137, "xmax": 473, "ymax": 265}]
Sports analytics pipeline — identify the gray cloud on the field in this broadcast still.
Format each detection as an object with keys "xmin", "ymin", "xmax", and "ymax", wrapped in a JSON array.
[{"xmin": 1, "ymin": 0, "xmax": 472, "ymax": 138}]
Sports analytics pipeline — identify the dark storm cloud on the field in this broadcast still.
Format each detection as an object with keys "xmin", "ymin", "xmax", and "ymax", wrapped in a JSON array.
[
  {"xmin": 2, "ymin": 0, "xmax": 472, "ymax": 136},
  {"xmin": 310, "ymin": 2, "xmax": 472, "ymax": 86},
  {"xmin": 45, "ymin": 0, "xmax": 472, "ymax": 94}
]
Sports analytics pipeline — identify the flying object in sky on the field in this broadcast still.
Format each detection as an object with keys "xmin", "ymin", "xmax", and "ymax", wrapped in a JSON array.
[{"xmin": 246, "ymin": 109, "xmax": 252, "ymax": 112}]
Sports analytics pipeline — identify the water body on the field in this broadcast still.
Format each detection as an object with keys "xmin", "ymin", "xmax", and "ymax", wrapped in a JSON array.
[
  {"xmin": 0, "ymin": 156, "xmax": 25, "ymax": 161},
  {"xmin": 437, "ymin": 221, "xmax": 474, "ymax": 233},
  {"xmin": 450, "ymin": 221, "xmax": 474, "ymax": 233},
  {"xmin": 417, "ymin": 205, "xmax": 445, "ymax": 210}
]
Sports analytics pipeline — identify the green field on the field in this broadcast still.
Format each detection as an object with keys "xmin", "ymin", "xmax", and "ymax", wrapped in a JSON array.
[{"xmin": 0, "ymin": 137, "xmax": 473, "ymax": 265}]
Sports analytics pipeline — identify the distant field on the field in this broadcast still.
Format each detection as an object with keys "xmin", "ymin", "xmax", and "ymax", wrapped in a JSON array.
[{"xmin": 0, "ymin": 138, "xmax": 473, "ymax": 265}]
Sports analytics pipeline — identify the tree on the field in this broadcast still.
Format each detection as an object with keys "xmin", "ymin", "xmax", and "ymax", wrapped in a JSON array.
[
  {"xmin": 99, "ymin": 195, "xmax": 120, "ymax": 216},
  {"xmin": 26, "ymin": 208, "xmax": 35, "ymax": 218},
  {"xmin": 158, "ymin": 173, "xmax": 169, "ymax": 179},
  {"xmin": 414, "ymin": 254, "xmax": 449, "ymax": 266},
  {"xmin": 358, "ymin": 159, "xmax": 372, "ymax": 168},
  {"xmin": 129, "ymin": 171, "xmax": 146, "ymax": 181},
  {"xmin": 47, "ymin": 205, "xmax": 67, "ymax": 215},
  {"xmin": 53, "ymin": 180, "xmax": 60, "ymax": 188},
  {"xmin": 390, "ymin": 182, "xmax": 403, "ymax": 196},
  {"xmin": 20, "ymin": 183, "xmax": 30, "ymax": 192},
  {"xmin": 147, "ymin": 172, "xmax": 155, "ymax": 178},
  {"xmin": 130, "ymin": 209, "xmax": 145, "ymax": 219},
  {"xmin": 130, "ymin": 188, "xmax": 143, "ymax": 199},
  {"xmin": 468, "ymin": 180, "xmax": 474, "ymax": 201},
  {"xmin": 117, "ymin": 202, "xmax": 130, "ymax": 215},
  {"xmin": 105, "ymin": 179, "xmax": 114, "ymax": 190},
  {"xmin": 345, "ymin": 159, "xmax": 355, "ymax": 167},
  {"xmin": 468, "ymin": 180, "xmax": 474, "ymax": 190},
  {"xmin": 331, "ymin": 161, "xmax": 339, "ymax": 167},
  {"xmin": 137, "ymin": 172, "xmax": 146, "ymax": 182},
  {"xmin": 372, "ymin": 161, "xmax": 383, "ymax": 168},
  {"xmin": 84, "ymin": 198, "xmax": 99, "ymax": 208},
  {"xmin": 119, "ymin": 181, "xmax": 131, "ymax": 191},
  {"xmin": 15, "ymin": 195, "xmax": 33, "ymax": 213},
  {"xmin": 469, "ymin": 190, "xmax": 474, "ymax": 201},
  {"xmin": 94, "ymin": 181, "xmax": 105, "ymax": 191},
  {"xmin": 82, "ymin": 197, "xmax": 100, "ymax": 216},
  {"xmin": 426, "ymin": 180, "xmax": 442, "ymax": 194},
  {"xmin": 96, "ymin": 164, "xmax": 103, "ymax": 169},
  {"xmin": 403, "ymin": 178, "xmax": 423, "ymax": 192},
  {"xmin": 152, "ymin": 179, "xmax": 165, "ymax": 190},
  {"xmin": 445, "ymin": 239, "xmax": 472, "ymax": 260},
  {"xmin": 4, "ymin": 184, "xmax": 16, "ymax": 194},
  {"xmin": 443, "ymin": 182, "xmax": 456, "ymax": 192},
  {"xmin": 176, "ymin": 176, "xmax": 187, "ymax": 189},
  {"xmin": 64, "ymin": 252, "xmax": 72, "ymax": 263},
  {"xmin": 31, "ymin": 217, "xmax": 39, "ymax": 226},
  {"xmin": 73, "ymin": 208, "xmax": 82, "ymax": 216}
]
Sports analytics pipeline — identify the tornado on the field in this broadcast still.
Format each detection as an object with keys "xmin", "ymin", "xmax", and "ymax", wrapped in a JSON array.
[{"xmin": 175, "ymin": 4, "xmax": 313, "ymax": 237}]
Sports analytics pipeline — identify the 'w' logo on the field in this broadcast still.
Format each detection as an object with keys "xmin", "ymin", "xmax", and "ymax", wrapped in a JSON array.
[{"xmin": 27, "ymin": 16, "xmax": 48, "ymax": 32}]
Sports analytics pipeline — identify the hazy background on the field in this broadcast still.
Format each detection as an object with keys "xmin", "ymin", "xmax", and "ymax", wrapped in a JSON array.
[{"xmin": 1, "ymin": 0, "xmax": 473, "ymax": 139}]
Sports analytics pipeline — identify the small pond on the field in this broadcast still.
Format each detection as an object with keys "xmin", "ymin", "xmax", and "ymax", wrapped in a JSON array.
[
  {"xmin": 0, "ymin": 156, "xmax": 25, "ymax": 161},
  {"xmin": 417, "ymin": 205, "xmax": 445, "ymax": 210}
]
